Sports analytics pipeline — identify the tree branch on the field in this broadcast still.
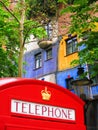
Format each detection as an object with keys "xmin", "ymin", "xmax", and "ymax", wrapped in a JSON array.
[
  {"xmin": 0, "ymin": 1, "xmax": 20, "ymax": 23},
  {"xmin": 23, "ymin": 23, "xmax": 47, "ymax": 46}
]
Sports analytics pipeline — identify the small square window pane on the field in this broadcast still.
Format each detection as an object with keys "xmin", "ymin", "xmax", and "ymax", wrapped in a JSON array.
[
  {"xmin": 46, "ymin": 48, "xmax": 52, "ymax": 60},
  {"xmin": 35, "ymin": 53, "xmax": 42, "ymax": 69}
]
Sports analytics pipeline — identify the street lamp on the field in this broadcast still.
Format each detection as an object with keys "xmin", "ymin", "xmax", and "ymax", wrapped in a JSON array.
[{"xmin": 71, "ymin": 66, "xmax": 93, "ymax": 100}]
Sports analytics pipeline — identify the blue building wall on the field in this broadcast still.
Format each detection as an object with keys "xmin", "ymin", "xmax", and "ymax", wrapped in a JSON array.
[
  {"xmin": 56, "ymin": 67, "xmax": 78, "ymax": 88},
  {"xmin": 23, "ymin": 43, "xmax": 58, "ymax": 78},
  {"xmin": 92, "ymin": 85, "xmax": 98, "ymax": 96},
  {"xmin": 57, "ymin": 66, "xmax": 98, "ymax": 98},
  {"xmin": 23, "ymin": 40, "xmax": 98, "ymax": 98}
]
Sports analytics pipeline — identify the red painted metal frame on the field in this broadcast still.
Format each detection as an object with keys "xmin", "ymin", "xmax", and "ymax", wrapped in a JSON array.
[{"xmin": 0, "ymin": 78, "xmax": 86, "ymax": 130}]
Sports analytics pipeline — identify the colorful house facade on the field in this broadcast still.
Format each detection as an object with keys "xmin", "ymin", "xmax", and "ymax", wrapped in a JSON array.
[
  {"xmin": 23, "ymin": 40, "xmax": 58, "ymax": 83},
  {"xmin": 23, "ymin": 5, "xmax": 98, "ymax": 100},
  {"xmin": 23, "ymin": 19, "xmax": 59, "ymax": 83},
  {"xmin": 23, "ymin": 31, "xmax": 98, "ymax": 100}
]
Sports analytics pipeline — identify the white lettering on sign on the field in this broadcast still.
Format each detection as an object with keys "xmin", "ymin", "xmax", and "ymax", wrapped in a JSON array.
[{"xmin": 11, "ymin": 99, "xmax": 75, "ymax": 121}]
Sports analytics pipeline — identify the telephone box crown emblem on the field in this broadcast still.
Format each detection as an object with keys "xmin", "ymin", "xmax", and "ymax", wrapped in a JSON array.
[{"xmin": 41, "ymin": 87, "xmax": 51, "ymax": 101}]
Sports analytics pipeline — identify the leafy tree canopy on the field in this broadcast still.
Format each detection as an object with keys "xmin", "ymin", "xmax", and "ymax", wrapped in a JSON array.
[
  {"xmin": 0, "ymin": 0, "xmax": 58, "ymax": 77},
  {"xmin": 27, "ymin": 0, "xmax": 58, "ymax": 21},
  {"xmin": 59, "ymin": 0, "xmax": 98, "ymax": 78},
  {"xmin": 0, "ymin": 1, "xmax": 19, "ymax": 77}
]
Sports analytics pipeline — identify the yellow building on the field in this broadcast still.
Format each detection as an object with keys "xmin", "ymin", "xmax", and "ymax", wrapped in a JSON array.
[{"xmin": 58, "ymin": 35, "xmax": 79, "ymax": 71}]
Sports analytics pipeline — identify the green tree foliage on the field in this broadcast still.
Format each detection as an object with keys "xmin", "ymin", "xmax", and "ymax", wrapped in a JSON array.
[
  {"xmin": 0, "ymin": 0, "xmax": 54, "ymax": 77},
  {"xmin": 0, "ymin": 1, "xmax": 19, "ymax": 77},
  {"xmin": 27, "ymin": 0, "xmax": 58, "ymax": 21},
  {"xmin": 59, "ymin": 0, "xmax": 98, "ymax": 78}
]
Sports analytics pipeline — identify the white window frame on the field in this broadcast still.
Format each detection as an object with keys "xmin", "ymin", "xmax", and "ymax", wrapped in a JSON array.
[
  {"xmin": 66, "ymin": 36, "xmax": 78, "ymax": 55},
  {"xmin": 35, "ymin": 53, "xmax": 42, "ymax": 69}
]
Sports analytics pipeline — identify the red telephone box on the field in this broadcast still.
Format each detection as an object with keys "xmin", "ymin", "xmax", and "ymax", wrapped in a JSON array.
[{"xmin": 0, "ymin": 78, "xmax": 86, "ymax": 130}]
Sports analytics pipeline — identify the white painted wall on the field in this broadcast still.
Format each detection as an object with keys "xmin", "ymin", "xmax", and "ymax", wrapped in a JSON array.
[
  {"xmin": 38, "ymin": 74, "xmax": 56, "ymax": 84},
  {"xmin": 24, "ymin": 35, "xmax": 39, "ymax": 54}
]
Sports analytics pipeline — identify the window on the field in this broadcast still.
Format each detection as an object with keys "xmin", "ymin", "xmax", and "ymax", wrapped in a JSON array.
[
  {"xmin": 35, "ymin": 53, "xmax": 42, "ymax": 69},
  {"xmin": 66, "ymin": 36, "xmax": 78, "ymax": 55},
  {"xmin": 66, "ymin": 77, "xmax": 73, "ymax": 90},
  {"xmin": 45, "ymin": 22, "xmax": 53, "ymax": 40},
  {"xmin": 46, "ymin": 48, "xmax": 52, "ymax": 60}
]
